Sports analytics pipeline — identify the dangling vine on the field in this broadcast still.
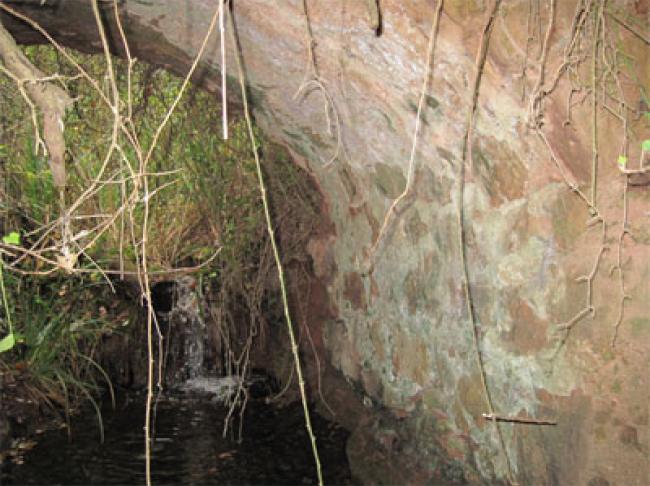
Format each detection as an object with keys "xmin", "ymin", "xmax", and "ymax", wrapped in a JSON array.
[
  {"xmin": 523, "ymin": 0, "xmax": 647, "ymax": 353},
  {"xmin": 456, "ymin": 2, "xmax": 519, "ymax": 484}
]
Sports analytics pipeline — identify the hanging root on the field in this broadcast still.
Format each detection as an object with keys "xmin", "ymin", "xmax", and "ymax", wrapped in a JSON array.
[
  {"xmin": 457, "ymin": 1, "xmax": 517, "ymax": 484},
  {"xmin": 0, "ymin": 20, "xmax": 72, "ymax": 187},
  {"xmin": 294, "ymin": 0, "xmax": 343, "ymax": 169},
  {"xmin": 227, "ymin": 5, "xmax": 324, "ymax": 485},
  {"xmin": 365, "ymin": 0, "xmax": 444, "ymax": 275},
  {"xmin": 365, "ymin": 0, "xmax": 383, "ymax": 36}
]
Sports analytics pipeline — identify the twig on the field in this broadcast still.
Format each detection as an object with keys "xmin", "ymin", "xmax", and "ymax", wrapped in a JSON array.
[
  {"xmin": 294, "ymin": 0, "xmax": 343, "ymax": 168},
  {"xmin": 5, "ymin": 245, "xmax": 222, "ymax": 278},
  {"xmin": 482, "ymin": 413, "xmax": 557, "ymax": 425},
  {"xmin": 529, "ymin": 0, "xmax": 590, "ymax": 126},
  {"xmin": 366, "ymin": 0, "xmax": 443, "ymax": 275},
  {"xmin": 527, "ymin": 0, "xmax": 556, "ymax": 127},
  {"xmin": 457, "ymin": 1, "xmax": 517, "ymax": 484},
  {"xmin": 293, "ymin": 267, "xmax": 336, "ymax": 417},
  {"xmin": 142, "ymin": 4, "xmax": 222, "ymax": 169},
  {"xmin": 601, "ymin": 10, "xmax": 633, "ymax": 348},
  {"xmin": 609, "ymin": 176, "xmax": 630, "ymax": 348},
  {"xmin": 552, "ymin": 220, "xmax": 607, "ymax": 358},
  {"xmin": 590, "ymin": 0, "xmax": 604, "ymax": 209},
  {"xmin": 219, "ymin": 0, "xmax": 228, "ymax": 140},
  {"xmin": 618, "ymin": 165, "xmax": 650, "ymax": 175},
  {"xmin": 607, "ymin": 12, "xmax": 650, "ymax": 45},
  {"xmin": 535, "ymin": 128, "xmax": 595, "ymax": 211},
  {"xmin": 227, "ymin": 5, "xmax": 323, "ymax": 484},
  {"xmin": 294, "ymin": 78, "xmax": 342, "ymax": 168}
]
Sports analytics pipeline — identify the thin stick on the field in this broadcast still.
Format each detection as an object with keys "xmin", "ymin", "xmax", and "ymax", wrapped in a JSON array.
[
  {"xmin": 134, "ymin": 5, "xmax": 222, "ymax": 484},
  {"xmin": 610, "ymin": 176, "xmax": 630, "ymax": 348},
  {"xmin": 591, "ymin": 0, "xmax": 604, "ymax": 209},
  {"xmin": 527, "ymin": 0, "xmax": 556, "ymax": 126},
  {"xmin": 219, "ymin": 0, "xmax": 228, "ymax": 140},
  {"xmin": 607, "ymin": 12, "xmax": 650, "ymax": 45},
  {"xmin": 458, "ymin": 1, "xmax": 517, "ymax": 484},
  {"xmin": 294, "ymin": 0, "xmax": 343, "ymax": 167},
  {"xmin": 367, "ymin": 0, "xmax": 444, "ymax": 274},
  {"xmin": 140, "ymin": 172, "xmax": 155, "ymax": 486},
  {"xmin": 227, "ymin": 6, "xmax": 323, "ymax": 485},
  {"xmin": 483, "ymin": 413, "xmax": 557, "ymax": 425},
  {"xmin": 142, "ymin": 5, "xmax": 222, "ymax": 168},
  {"xmin": 605, "ymin": 16, "xmax": 632, "ymax": 348},
  {"xmin": 551, "ymin": 220, "xmax": 607, "ymax": 360}
]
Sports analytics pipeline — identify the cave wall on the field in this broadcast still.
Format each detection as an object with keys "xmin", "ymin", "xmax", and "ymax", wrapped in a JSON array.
[{"xmin": 3, "ymin": 1, "xmax": 649, "ymax": 484}]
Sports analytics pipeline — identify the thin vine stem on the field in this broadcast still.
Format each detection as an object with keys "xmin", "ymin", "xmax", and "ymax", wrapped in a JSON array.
[
  {"xmin": 0, "ymin": 257, "xmax": 14, "ymax": 339},
  {"xmin": 367, "ymin": 0, "xmax": 444, "ymax": 275},
  {"xmin": 458, "ymin": 1, "xmax": 517, "ymax": 484},
  {"xmin": 227, "ymin": 5, "xmax": 323, "ymax": 485}
]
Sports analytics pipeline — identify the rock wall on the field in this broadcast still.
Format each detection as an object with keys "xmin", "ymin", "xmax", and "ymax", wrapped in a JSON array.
[{"xmin": 3, "ymin": 1, "xmax": 648, "ymax": 484}]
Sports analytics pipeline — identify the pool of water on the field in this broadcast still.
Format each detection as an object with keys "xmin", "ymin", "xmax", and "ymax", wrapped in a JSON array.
[{"xmin": 1, "ymin": 389, "xmax": 354, "ymax": 485}]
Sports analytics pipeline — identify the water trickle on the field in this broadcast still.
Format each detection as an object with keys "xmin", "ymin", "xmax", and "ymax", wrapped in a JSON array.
[
  {"xmin": 173, "ymin": 276, "xmax": 205, "ymax": 380},
  {"xmin": 179, "ymin": 375, "xmax": 241, "ymax": 402},
  {"xmin": 153, "ymin": 277, "xmax": 207, "ymax": 383}
]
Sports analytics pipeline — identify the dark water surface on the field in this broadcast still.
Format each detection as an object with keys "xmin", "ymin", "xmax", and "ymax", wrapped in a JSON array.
[{"xmin": 2, "ymin": 392, "xmax": 354, "ymax": 485}]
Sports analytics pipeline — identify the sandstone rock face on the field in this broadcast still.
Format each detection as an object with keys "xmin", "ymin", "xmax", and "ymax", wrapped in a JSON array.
[{"xmin": 3, "ymin": 1, "xmax": 648, "ymax": 484}]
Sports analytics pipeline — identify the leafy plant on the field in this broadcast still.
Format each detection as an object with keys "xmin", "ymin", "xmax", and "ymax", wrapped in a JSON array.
[
  {"xmin": 0, "ymin": 270, "xmax": 116, "ymax": 423},
  {"xmin": 0, "ymin": 260, "xmax": 15, "ymax": 353},
  {"xmin": 0, "ymin": 43, "xmax": 320, "ymax": 433}
]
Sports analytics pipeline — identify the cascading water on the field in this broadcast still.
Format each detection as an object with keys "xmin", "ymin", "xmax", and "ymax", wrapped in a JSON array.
[
  {"xmin": 156, "ymin": 277, "xmax": 244, "ymax": 402},
  {"xmin": 171, "ymin": 276, "xmax": 206, "ymax": 381},
  {"xmin": 152, "ymin": 276, "xmax": 206, "ymax": 384}
]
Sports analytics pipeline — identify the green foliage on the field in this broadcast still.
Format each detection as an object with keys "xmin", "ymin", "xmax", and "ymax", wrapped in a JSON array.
[
  {"xmin": 2, "ymin": 231, "xmax": 20, "ymax": 245},
  {"xmin": 1, "ymin": 45, "xmax": 264, "ymax": 267},
  {"xmin": 22, "ymin": 139, "xmax": 57, "ymax": 216},
  {"xmin": 0, "ymin": 333, "xmax": 15, "ymax": 353},
  {"xmin": 0, "ymin": 270, "xmax": 115, "ymax": 407},
  {"xmin": 0, "ymin": 257, "xmax": 15, "ymax": 353},
  {"xmin": 0, "ymin": 43, "xmax": 319, "ymax": 414}
]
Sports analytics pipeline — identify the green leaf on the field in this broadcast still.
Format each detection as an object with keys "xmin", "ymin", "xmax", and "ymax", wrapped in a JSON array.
[
  {"xmin": 617, "ymin": 155, "xmax": 628, "ymax": 168},
  {"xmin": 0, "ymin": 333, "xmax": 15, "ymax": 353},
  {"xmin": 2, "ymin": 231, "xmax": 20, "ymax": 245},
  {"xmin": 642, "ymin": 139, "xmax": 650, "ymax": 152}
]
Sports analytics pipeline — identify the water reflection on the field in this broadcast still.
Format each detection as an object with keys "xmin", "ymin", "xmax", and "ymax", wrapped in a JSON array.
[{"xmin": 3, "ymin": 391, "xmax": 354, "ymax": 485}]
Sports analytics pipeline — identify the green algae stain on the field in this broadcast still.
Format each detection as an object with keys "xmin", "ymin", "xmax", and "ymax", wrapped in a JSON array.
[
  {"xmin": 629, "ymin": 317, "xmax": 650, "ymax": 335},
  {"xmin": 425, "ymin": 94, "xmax": 440, "ymax": 110},
  {"xmin": 551, "ymin": 191, "xmax": 586, "ymax": 249},
  {"xmin": 374, "ymin": 162, "xmax": 406, "ymax": 199}
]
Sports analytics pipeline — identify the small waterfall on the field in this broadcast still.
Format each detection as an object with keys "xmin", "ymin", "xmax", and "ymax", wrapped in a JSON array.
[
  {"xmin": 172, "ymin": 276, "xmax": 205, "ymax": 380},
  {"xmin": 152, "ymin": 277, "xmax": 276, "ymax": 402},
  {"xmin": 152, "ymin": 277, "xmax": 206, "ymax": 384}
]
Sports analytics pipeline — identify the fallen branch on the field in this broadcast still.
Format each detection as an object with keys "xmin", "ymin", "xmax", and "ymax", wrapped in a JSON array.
[{"xmin": 0, "ymin": 19, "xmax": 72, "ymax": 187}]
